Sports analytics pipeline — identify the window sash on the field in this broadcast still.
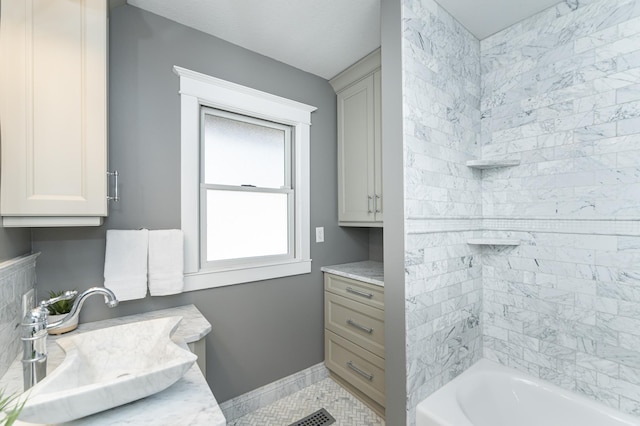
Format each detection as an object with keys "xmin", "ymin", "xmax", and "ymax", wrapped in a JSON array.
[
  {"xmin": 199, "ymin": 186, "xmax": 295, "ymax": 270},
  {"xmin": 199, "ymin": 108, "xmax": 295, "ymax": 271},
  {"xmin": 200, "ymin": 107, "xmax": 293, "ymax": 190}
]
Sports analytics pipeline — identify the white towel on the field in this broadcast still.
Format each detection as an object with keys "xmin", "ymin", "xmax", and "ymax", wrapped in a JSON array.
[
  {"xmin": 104, "ymin": 229, "xmax": 149, "ymax": 301},
  {"xmin": 148, "ymin": 229, "xmax": 184, "ymax": 296}
]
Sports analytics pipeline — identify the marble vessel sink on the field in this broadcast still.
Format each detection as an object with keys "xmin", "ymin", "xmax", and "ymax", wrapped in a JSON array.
[{"xmin": 18, "ymin": 316, "xmax": 197, "ymax": 424}]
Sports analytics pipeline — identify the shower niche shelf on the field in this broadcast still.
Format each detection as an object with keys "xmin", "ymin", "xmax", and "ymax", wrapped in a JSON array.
[
  {"xmin": 467, "ymin": 238, "xmax": 520, "ymax": 246},
  {"xmin": 466, "ymin": 159, "xmax": 520, "ymax": 169}
]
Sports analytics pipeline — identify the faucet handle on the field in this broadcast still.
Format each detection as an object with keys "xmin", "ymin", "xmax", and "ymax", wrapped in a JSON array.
[{"xmin": 39, "ymin": 290, "xmax": 79, "ymax": 309}]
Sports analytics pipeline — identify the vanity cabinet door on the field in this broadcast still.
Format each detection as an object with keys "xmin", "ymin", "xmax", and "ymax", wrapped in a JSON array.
[
  {"xmin": 325, "ymin": 330, "xmax": 385, "ymax": 407},
  {"xmin": 0, "ymin": 0, "xmax": 108, "ymax": 227},
  {"xmin": 325, "ymin": 292, "xmax": 385, "ymax": 358}
]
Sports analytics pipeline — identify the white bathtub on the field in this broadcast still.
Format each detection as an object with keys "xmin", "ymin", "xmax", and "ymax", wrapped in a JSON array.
[{"xmin": 416, "ymin": 359, "xmax": 640, "ymax": 426}]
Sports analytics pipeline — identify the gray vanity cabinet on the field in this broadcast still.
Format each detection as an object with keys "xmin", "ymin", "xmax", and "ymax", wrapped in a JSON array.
[{"xmin": 324, "ymin": 272, "xmax": 385, "ymax": 417}]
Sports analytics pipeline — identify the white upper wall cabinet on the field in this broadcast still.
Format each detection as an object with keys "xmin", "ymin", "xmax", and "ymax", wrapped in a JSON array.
[
  {"xmin": 0, "ymin": 0, "xmax": 109, "ymax": 227},
  {"xmin": 330, "ymin": 49, "xmax": 382, "ymax": 227}
]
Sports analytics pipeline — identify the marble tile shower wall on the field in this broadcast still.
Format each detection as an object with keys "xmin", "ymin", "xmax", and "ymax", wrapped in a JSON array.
[
  {"xmin": 480, "ymin": 0, "xmax": 640, "ymax": 415},
  {"xmin": 405, "ymin": 230, "xmax": 482, "ymax": 417},
  {"xmin": 402, "ymin": 0, "xmax": 482, "ymax": 423},
  {"xmin": 0, "ymin": 254, "xmax": 37, "ymax": 379},
  {"xmin": 482, "ymin": 229, "xmax": 640, "ymax": 414},
  {"xmin": 481, "ymin": 0, "xmax": 640, "ymax": 218}
]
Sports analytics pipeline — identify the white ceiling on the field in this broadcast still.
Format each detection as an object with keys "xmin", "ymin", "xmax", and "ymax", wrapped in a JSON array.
[
  {"xmin": 126, "ymin": 0, "xmax": 381, "ymax": 80},
  {"xmin": 125, "ymin": 0, "xmax": 563, "ymax": 80},
  {"xmin": 437, "ymin": 0, "xmax": 564, "ymax": 40}
]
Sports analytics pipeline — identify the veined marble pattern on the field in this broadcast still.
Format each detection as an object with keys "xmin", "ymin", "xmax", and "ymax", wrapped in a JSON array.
[
  {"xmin": 402, "ymin": 0, "xmax": 640, "ymax": 422},
  {"xmin": 63, "ymin": 303, "xmax": 211, "ymax": 343},
  {"xmin": 321, "ymin": 261, "xmax": 384, "ymax": 287},
  {"xmin": 477, "ymin": 0, "xmax": 640, "ymax": 415},
  {"xmin": 227, "ymin": 378, "xmax": 384, "ymax": 426},
  {"xmin": 18, "ymin": 317, "xmax": 200, "ymax": 424},
  {"xmin": 220, "ymin": 362, "xmax": 329, "ymax": 422},
  {"xmin": 404, "ymin": 221, "xmax": 484, "ymax": 418},
  {"xmin": 481, "ymin": 0, "xmax": 640, "ymax": 220},
  {"xmin": 481, "ymin": 230, "xmax": 640, "ymax": 414},
  {"xmin": 0, "ymin": 253, "xmax": 37, "ymax": 379},
  {"xmin": 402, "ymin": 0, "xmax": 483, "ymax": 424},
  {"xmin": 0, "ymin": 305, "xmax": 224, "ymax": 425}
]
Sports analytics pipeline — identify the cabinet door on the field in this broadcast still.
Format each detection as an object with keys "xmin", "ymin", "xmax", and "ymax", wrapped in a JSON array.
[
  {"xmin": 337, "ymin": 75, "xmax": 375, "ymax": 224},
  {"xmin": 373, "ymin": 70, "xmax": 383, "ymax": 223},
  {"xmin": 0, "ymin": 0, "xmax": 108, "ymax": 225}
]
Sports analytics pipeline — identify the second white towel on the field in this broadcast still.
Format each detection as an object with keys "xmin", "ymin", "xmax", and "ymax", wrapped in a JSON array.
[
  {"xmin": 104, "ymin": 229, "xmax": 149, "ymax": 301},
  {"xmin": 148, "ymin": 229, "xmax": 184, "ymax": 296}
]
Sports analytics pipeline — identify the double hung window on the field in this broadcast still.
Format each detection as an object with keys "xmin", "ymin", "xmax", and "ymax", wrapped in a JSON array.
[
  {"xmin": 200, "ymin": 108, "xmax": 293, "ymax": 268},
  {"xmin": 174, "ymin": 66, "xmax": 316, "ymax": 290}
]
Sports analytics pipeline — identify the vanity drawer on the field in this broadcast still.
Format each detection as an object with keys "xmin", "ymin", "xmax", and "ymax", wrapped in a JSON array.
[
  {"xmin": 325, "ymin": 292, "xmax": 384, "ymax": 358},
  {"xmin": 325, "ymin": 330, "xmax": 385, "ymax": 407},
  {"xmin": 324, "ymin": 273, "xmax": 384, "ymax": 310}
]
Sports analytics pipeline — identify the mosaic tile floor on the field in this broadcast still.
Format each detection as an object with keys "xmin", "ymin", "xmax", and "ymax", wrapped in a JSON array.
[{"xmin": 227, "ymin": 377, "xmax": 385, "ymax": 426}]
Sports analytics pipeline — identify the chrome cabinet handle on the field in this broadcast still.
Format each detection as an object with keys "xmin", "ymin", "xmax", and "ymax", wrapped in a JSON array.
[
  {"xmin": 346, "ymin": 287, "xmax": 373, "ymax": 299},
  {"xmin": 347, "ymin": 361, "xmax": 374, "ymax": 381},
  {"xmin": 107, "ymin": 171, "xmax": 119, "ymax": 202},
  {"xmin": 374, "ymin": 194, "xmax": 381, "ymax": 214},
  {"xmin": 367, "ymin": 195, "xmax": 373, "ymax": 213},
  {"xmin": 347, "ymin": 319, "xmax": 373, "ymax": 334}
]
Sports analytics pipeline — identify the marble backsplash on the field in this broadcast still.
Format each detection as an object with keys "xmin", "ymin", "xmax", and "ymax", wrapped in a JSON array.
[{"xmin": 0, "ymin": 253, "xmax": 38, "ymax": 379}]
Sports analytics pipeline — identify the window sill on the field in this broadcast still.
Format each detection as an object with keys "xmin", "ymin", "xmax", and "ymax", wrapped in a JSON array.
[{"xmin": 183, "ymin": 259, "xmax": 312, "ymax": 291}]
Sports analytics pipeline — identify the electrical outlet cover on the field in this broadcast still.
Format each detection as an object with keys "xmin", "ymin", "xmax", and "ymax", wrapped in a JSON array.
[{"xmin": 23, "ymin": 288, "xmax": 35, "ymax": 318}]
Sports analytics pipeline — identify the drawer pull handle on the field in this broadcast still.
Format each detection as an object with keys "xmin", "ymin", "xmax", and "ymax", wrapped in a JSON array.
[
  {"xmin": 347, "ymin": 319, "xmax": 373, "ymax": 334},
  {"xmin": 346, "ymin": 287, "xmax": 373, "ymax": 299},
  {"xmin": 347, "ymin": 361, "xmax": 374, "ymax": 381}
]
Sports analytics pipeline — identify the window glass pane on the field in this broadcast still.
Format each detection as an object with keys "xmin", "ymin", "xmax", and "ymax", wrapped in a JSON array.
[
  {"xmin": 203, "ymin": 112, "xmax": 286, "ymax": 188},
  {"xmin": 206, "ymin": 190, "xmax": 289, "ymax": 261}
]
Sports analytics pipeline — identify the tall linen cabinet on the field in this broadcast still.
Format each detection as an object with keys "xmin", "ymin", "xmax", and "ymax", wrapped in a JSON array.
[{"xmin": 330, "ymin": 49, "xmax": 382, "ymax": 227}]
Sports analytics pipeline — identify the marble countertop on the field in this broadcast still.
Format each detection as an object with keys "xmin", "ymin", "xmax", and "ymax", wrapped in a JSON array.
[
  {"xmin": 1, "ymin": 305, "xmax": 226, "ymax": 426},
  {"xmin": 321, "ymin": 260, "xmax": 384, "ymax": 286},
  {"xmin": 55, "ymin": 304, "xmax": 213, "ymax": 343}
]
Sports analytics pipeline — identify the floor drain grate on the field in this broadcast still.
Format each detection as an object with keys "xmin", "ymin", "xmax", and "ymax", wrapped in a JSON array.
[{"xmin": 288, "ymin": 408, "xmax": 336, "ymax": 426}]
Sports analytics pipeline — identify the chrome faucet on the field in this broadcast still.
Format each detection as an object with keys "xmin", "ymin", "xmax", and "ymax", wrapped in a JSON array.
[{"xmin": 21, "ymin": 287, "xmax": 119, "ymax": 391}]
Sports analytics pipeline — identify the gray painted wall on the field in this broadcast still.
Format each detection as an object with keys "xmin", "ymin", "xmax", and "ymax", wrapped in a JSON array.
[
  {"xmin": 0, "ymin": 225, "xmax": 30, "ymax": 262},
  {"xmin": 368, "ymin": 229, "xmax": 383, "ymax": 262},
  {"xmin": 31, "ymin": 4, "xmax": 370, "ymax": 402}
]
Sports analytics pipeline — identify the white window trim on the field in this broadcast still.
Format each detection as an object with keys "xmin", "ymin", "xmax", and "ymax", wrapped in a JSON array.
[{"xmin": 174, "ymin": 66, "xmax": 317, "ymax": 291}]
